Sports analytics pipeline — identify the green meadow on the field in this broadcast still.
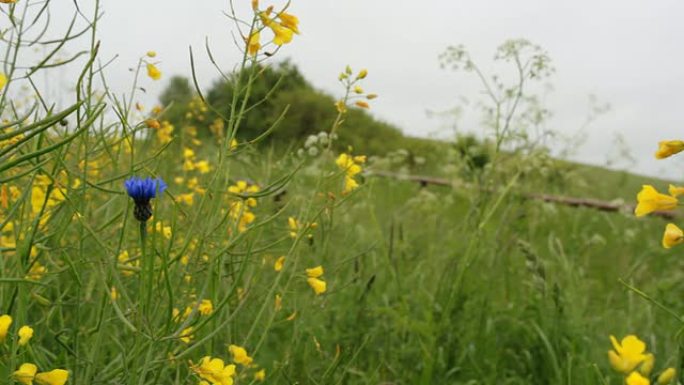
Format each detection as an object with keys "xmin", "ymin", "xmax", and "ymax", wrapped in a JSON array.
[{"xmin": 0, "ymin": 1, "xmax": 681, "ymax": 385}]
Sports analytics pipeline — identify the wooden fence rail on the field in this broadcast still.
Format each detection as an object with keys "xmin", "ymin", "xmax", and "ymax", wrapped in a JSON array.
[{"xmin": 368, "ymin": 170, "xmax": 676, "ymax": 220}]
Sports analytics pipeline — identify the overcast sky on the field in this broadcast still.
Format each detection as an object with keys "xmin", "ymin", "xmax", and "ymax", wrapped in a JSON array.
[{"xmin": 42, "ymin": 0, "xmax": 684, "ymax": 178}]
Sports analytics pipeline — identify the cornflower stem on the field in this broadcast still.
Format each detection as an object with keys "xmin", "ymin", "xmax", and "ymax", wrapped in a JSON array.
[{"xmin": 139, "ymin": 220, "xmax": 151, "ymax": 327}]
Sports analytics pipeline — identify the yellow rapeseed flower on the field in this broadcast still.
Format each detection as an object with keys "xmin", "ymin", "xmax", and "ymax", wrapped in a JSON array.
[
  {"xmin": 248, "ymin": 31, "xmax": 260, "ymax": 56},
  {"xmin": 658, "ymin": 367, "xmax": 676, "ymax": 385},
  {"xmin": 191, "ymin": 356, "xmax": 236, "ymax": 385},
  {"xmin": 0, "ymin": 72, "xmax": 7, "ymax": 89},
  {"xmin": 254, "ymin": 369, "xmax": 266, "ymax": 381},
  {"xmin": 306, "ymin": 265, "xmax": 324, "ymax": 278},
  {"xmin": 635, "ymin": 185, "xmax": 678, "ymax": 217},
  {"xmin": 278, "ymin": 12, "xmax": 299, "ymax": 33},
  {"xmin": 35, "ymin": 369, "xmax": 69, "ymax": 385},
  {"xmin": 145, "ymin": 119, "xmax": 161, "ymax": 129},
  {"xmin": 307, "ymin": 277, "xmax": 327, "ymax": 295},
  {"xmin": 146, "ymin": 63, "xmax": 161, "ymax": 80},
  {"xmin": 626, "ymin": 371, "xmax": 650, "ymax": 385},
  {"xmin": 608, "ymin": 335, "xmax": 647, "ymax": 374},
  {"xmin": 229, "ymin": 344, "xmax": 253, "ymax": 366},
  {"xmin": 180, "ymin": 327, "xmax": 193, "ymax": 344},
  {"xmin": 198, "ymin": 299, "xmax": 213, "ymax": 315},
  {"xmin": 18, "ymin": 325, "xmax": 33, "ymax": 346},
  {"xmin": 13, "ymin": 363, "xmax": 38, "ymax": 385},
  {"xmin": 662, "ymin": 223, "xmax": 684, "ymax": 249},
  {"xmin": 274, "ymin": 256, "xmax": 285, "ymax": 272},
  {"xmin": 0, "ymin": 314, "xmax": 12, "ymax": 341},
  {"xmin": 640, "ymin": 353, "xmax": 654, "ymax": 376},
  {"xmin": 655, "ymin": 140, "xmax": 684, "ymax": 159},
  {"xmin": 668, "ymin": 184, "xmax": 684, "ymax": 197},
  {"xmin": 176, "ymin": 193, "xmax": 194, "ymax": 206},
  {"xmin": 195, "ymin": 160, "xmax": 211, "ymax": 174}
]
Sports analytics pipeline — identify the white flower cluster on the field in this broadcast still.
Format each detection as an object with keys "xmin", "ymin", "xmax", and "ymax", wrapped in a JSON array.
[{"xmin": 297, "ymin": 131, "xmax": 338, "ymax": 158}]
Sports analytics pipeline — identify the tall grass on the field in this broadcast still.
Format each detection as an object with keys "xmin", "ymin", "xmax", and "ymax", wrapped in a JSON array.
[{"xmin": 0, "ymin": 1, "xmax": 681, "ymax": 385}]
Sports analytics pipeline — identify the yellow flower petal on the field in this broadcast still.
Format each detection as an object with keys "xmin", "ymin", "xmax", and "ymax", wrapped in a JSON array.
[
  {"xmin": 0, "ymin": 314, "xmax": 12, "ymax": 342},
  {"xmin": 307, "ymin": 277, "xmax": 327, "ymax": 295},
  {"xmin": 13, "ymin": 363, "xmax": 38, "ymax": 385},
  {"xmin": 18, "ymin": 325, "xmax": 33, "ymax": 346},
  {"xmin": 662, "ymin": 223, "xmax": 684, "ymax": 249},
  {"xmin": 635, "ymin": 185, "xmax": 678, "ymax": 217},
  {"xmin": 626, "ymin": 371, "xmax": 650, "ymax": 385},
  {"xmin": 656, "ymin": 140, "xmax": 684, "ymax": 159},
  {"xmin": 658, "ymin": 367, "xmax": 676, "ymax": 385},
  {"xmin": 35, "ymin": 369, "xmax": 69, "ymax": 385},
  {"xmin": 146, "ymin": 63, "xmax": 162, "ymax": 81},
  {"xmin": 305, "ymin": 265, "xmax": 324, "ymax": 278}
]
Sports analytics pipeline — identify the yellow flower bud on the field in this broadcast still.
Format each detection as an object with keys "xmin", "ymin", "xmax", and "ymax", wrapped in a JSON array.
[
  {"xmin": 658, "ymin": 367, "xmax": 676, "ymax": 385},
  {"xmin": 356, "ymin": 69, "xmax": 368, "ymax": 79}
]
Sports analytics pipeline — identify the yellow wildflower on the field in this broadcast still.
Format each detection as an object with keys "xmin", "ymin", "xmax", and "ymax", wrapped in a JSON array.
[
  {"xmin": 183, "ymin": 147, "xmax": 195, "ymax": 159},
  {"xmin": 656, "ymin": 140, "xmax": 684, "ymax": 159},
  {"xmin": 668, "ymin": 184, "xmax": 684, "ymax": 197},
  {"xmin": 157, "ymin": 120, "xmax": 174, "ymax": 144},
  {"xmin": 635, "ymin": 185, "xmax": 678, "ymax": 217},
  {"xmin": 195, "ymin": 160, "xmax": 211, "ymax": 174},
  {"xmin": 343, "ymin": 176, "xmax": 359, "ymax": 194},
  {"xmin": 278, "ymin": 12, "xmax": 299, "ymax": 33},
  {"xmin": 13, "ymin": 363, "xmax": 38, "ymax": 385},
  {"xmin": 354, "ymin": 85, "xmax": 364, "ymax": 94},
  {"xmin": 658, "ymin": 368, "xmax": 676, "ymax": 385},
  {"xmin": 180, "ymin": 327, "xmax": 193, "ymax": 344},
  {"xmin": 270, "ymin": 23, "xmax": 293, "ymax": 45},
  {"xmin": 229, "ymin": 344, "xmax": 253, "ymax": 366},
  {"xmin": 307, "ymin": 277, "xmax": 327, "ymax": 295},
  {"xmin": 288, "ymin": 216, "xmax": 299, "ymax": 238},
  {"xmin": 356, "ymin": 69, "xmax": 368, "ymax": 79},
  {"xmin": 640, "ymin": 353, "xmax": 654, "ymax": 376},
  {"xmin": 110, "ymin": 287, "xmax": 118, "ymax": 301},
  {"xmin": 176, "ymin": 193, "xmax": 194, "ymax": 206},
  {"xmin": 198, "ymin": 299, "xmax": 213, "ymax": 315},
  {"xmin": 26, "ymin": 261, "xmax": 47, "ymax": 280},
  {"xmin": 248, "ymin": 31, "xmax": 260, "ymax": 56},
  {"xmin": 254, "ymin": 369, "xmax": 266, "ymax": 381},
  {"xmin": 146, "ymin": 63, "xmax": 161, "ymax": 80},
  {"xmin": 230, "ymin": 138, "xmax": 238, "ymax": 150},
  {"xmin": 626, "ymin": 371, "xmax": 650, "ymax": 385},
  {"xmin": 306, "ymin": 265, "xmax": 324, "ymax": 278},
  {"xmin": 192, "ymin": 356, "xmax": 235, "ymax": 385},
  {"xmin": 662, "ymin": 223, "xmax": 684, "ymax": 249},
  {"xmin": 0, "ymin": 72, "xmax": 7, "ymax": 89},
  {"xmin": 18, "ymin": 325, "xmax": 33, "ymax": 346},
  {"xmin": 155, "ymin": 222, "xmax": 172, "ymax": 240},
  {"xmin": 608, "ymin": 335, "xmax": 647, "ymax": 374},
  {"xmin": 274, "ymin": 256, "xmax": 285, "ymax": 272},
  {"xmin": 35, "ymin": 369, "xmax": 69, "ymax": 385},
  {"xmin": 145, "ymin": 119, "xmax": 160, "ymax": 129},
  {"xmin": 146, "ymin": 51, "xmax": 157, "ymax": 58},
  {"xmin": 0, "ymin": 314, "xmax": 12, "ymax": 341}
]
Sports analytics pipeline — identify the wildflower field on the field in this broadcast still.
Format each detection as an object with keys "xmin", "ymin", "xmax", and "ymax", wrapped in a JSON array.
[{"xmin": 1, "ymin": 1, "xmax": 683, "ymax": 384}]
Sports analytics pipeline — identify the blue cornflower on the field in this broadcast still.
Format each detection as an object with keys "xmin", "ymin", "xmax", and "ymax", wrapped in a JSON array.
[{"xmin": 124, "ymin": 176, "xmax": 167, "ymax": 222}]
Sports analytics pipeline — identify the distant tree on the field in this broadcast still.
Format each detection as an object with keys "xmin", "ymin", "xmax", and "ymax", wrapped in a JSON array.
[{"xmin": 156, "ymin": 60, "xmax": 407, "ymax": 155}]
